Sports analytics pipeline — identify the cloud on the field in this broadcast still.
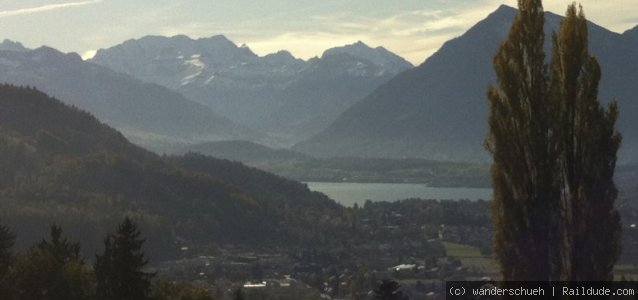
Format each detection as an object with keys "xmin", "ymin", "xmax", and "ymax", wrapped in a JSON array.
[
  {"xmin": 0, "ymin": 0, "xmax": 102, "ymax": 18},
  {"xmin": 247, "ymin": 32, "xmax": 368, "ymax": 60},
  {"xmin": 128, "ymin": 0, "xmax": 638, "ymax": 65},
  {"xmin": 153, "ymin": 3, "xmax": 485, "ymax": 64},
  {"xmin": 540, "ymin": 0, "xmax": 638, "ymax": 32},
  {"xmin": 242, "ymin": 3, "xmax": 500, "ymax": 64}
]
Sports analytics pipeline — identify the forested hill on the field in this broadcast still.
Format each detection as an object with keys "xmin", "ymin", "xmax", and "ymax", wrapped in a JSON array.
[{"xmin": 0, "ymin": 85, "xmax": 347, "ymax": 260}]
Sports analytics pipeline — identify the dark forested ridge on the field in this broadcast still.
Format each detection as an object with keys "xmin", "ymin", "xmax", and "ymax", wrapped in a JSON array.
[
  {"xmin": 176, "ymin": 140, "xmax": 312, "ymax": 164},
  {"xmin": 0, "ymin": 85, "xmax": 347, "ymax": 260}
]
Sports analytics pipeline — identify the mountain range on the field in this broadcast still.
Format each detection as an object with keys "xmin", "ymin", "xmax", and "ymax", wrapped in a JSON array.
[
  {"xmin": 91, "ymin": 37, "xmax": 413, "ymax": 144},
  {"xmin": 0, "ymin": 40, "xmax": 260, "ymax": 150},
  {"xmin": 0, "ymin": 4, "xmax": 635, "ymax": 164},
  {"xmin": 295, "ymin": 5, "xmax": 638, "ymax": 163}
]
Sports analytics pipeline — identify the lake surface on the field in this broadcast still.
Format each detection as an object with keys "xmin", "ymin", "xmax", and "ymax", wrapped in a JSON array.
[{"xmin": 305, "ymin": 182, "xmax": 493, "ymax": 207}]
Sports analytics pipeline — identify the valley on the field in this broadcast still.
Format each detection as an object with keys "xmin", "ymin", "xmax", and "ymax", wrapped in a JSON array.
[{"xmin": 0, "ymin": 2, "xmax": 637, "ymax": 299}]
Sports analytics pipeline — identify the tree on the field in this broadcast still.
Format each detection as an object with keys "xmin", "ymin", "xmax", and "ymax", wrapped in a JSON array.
[
  {"xmin": 550, "ymin": 4, "xmax": 621, "ymax": 281},
  {"xmin": 95, "ymin": 217, "xmax": 154, "ymax": 300},
  {"xmin": 373, "ymin": 280, "xmax": 408, "ymax": 300},
  {"xmin": 232, "ymin": 288, "xmax": 245, "ymax": 300},
  {"xmin": 486, "ymin": 0, "xmax": 561, "ymax": 281},
  {"xmin": 39, "ymin": 224, "xmax": 82, "ymax": 264},
  {"xmin": 0, "ymin": 224, "xmax": 15, "ymax": 297},
  {"xmin": 7, "ymin": 246, "xmax": 61, "ymax": 300},
  {"xmin": 487, "ymin": 0, "xmax": 621, "ymax": 281},
  {"xmin": 39, "ymin": 225, "xmax": 91, "ymax": 300},
  {"xmin": 5, "ymin": 225, "xmax": 94, "ymax": 300}
]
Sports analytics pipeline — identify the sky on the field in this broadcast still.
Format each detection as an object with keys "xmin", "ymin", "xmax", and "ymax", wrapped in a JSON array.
[{"xmin": 0, "ymin": 0, "xmax": 636, "ymax": 65}]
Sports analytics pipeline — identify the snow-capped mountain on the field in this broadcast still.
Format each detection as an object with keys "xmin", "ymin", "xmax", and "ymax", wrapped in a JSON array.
[
  {"xmin": 91, "ymin": 35, "xmax": 306, "ymax": 91},
  {"xmin": 261, "ymin": 44, "xmax": 413, "ymax": 143},
  {"xmin": 0, "ymin": 43, "xmax": 261, "ymax": 150},
  {"xmin": 91, "ymin": 36, "xmax": 412, "ymax": 145},
  {"xmin": 322, "ymin": 41, "xmax": 413, "ymax": 75}
]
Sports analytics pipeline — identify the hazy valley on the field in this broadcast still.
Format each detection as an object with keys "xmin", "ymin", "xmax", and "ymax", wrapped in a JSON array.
[{"xmin": 1, "ymin": 2, "xmax": 638, "ymax": 299}]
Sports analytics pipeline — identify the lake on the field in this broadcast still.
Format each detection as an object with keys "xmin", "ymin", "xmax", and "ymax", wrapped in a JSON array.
[{"xmin": 305, "ymin": 182, "xmax": 493, "ymax": 207}]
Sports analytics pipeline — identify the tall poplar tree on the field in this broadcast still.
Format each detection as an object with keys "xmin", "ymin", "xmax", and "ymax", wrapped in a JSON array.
[
  {"xmin": 487, "ymin": 0, "xmax": 621, "ymax": 281},
  {"xmin": 486, "ymin": 0, "xmax": 561, "ymax": 281},
  {"xmin": 550, "ymin": 4, "xmax": 621, "ymax": 281}
]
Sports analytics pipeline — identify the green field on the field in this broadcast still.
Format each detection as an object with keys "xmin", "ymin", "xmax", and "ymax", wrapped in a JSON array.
[
  {"xmin": 614, "ymin": 264, "xmax": 638, "ymax": 280},
  {"xmin": 443, "ymin": 241, "xmax": 638, "ymax": 280},
  {"xmin": 443, "ymin": 241, "xmax": 498, "ymax": 277}
]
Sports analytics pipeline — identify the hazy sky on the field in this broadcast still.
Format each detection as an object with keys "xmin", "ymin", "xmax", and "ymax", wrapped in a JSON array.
[{"xmin": 0, "ymin": 0, "xmax": 636, "ymax": 64}]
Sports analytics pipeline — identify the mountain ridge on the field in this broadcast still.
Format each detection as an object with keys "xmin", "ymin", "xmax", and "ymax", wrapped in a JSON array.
[
  {"xmin": 0, "ymin": 84, "xmax": 345, "ymax": 258},
  {"xmin": 0, "ymin": 45, "xmax": 261, "ymax": 150},
  {"xmin": 91, "ymin": 35, "xmax": 413, "ymax": 145},
  {"xmin": 294, "ymin": 5, "xmax": 638, "ymax": 163}
]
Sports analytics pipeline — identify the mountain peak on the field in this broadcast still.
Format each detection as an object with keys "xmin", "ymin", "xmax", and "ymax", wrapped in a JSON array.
[
  {"xmin": 486, "ymin": 4, "xmax": 516, "ymax": 20},
  {"xmin": 332, "ymin": 40, "xmax": 372, "ymax": 52},
  {"xmin": 321, "ymin": 41, "xmax": 413, "ymax": 72},
  {"xmin": 296, "ymin": 3, "xmax": 638, "ymax": 163},
  {"xmin": 0, "ymin": 39, "xmax": 28, "ymax": 52},
  {"xmin": 33, "ymin": 46, "xmax": 83, "ymax": 62},
  {"xmin": 170, "ymin": 34, "xmax": 192, "ymax": 41},
  {"xmin": 496, "ymin": 4, "xmax": 515, "ymax": 12},
  {"xmin": 201, "ymin": 34, "xmax": 233, "ymax": 44},
  {"xmin": 33, "ymin": 46, "xmax": 64, "ymax": 57},
  {"xmin": 262, "ymin": 49, "xmax": 304, "ymax": 66},
  {"xmin": 264, "ymin": 50, "xmax": 296, "ymax": 60}
]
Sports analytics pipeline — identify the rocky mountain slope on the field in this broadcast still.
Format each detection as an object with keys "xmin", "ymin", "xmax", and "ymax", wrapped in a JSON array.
[
  {"xmin": 91, "ymin": 37, "xmax": 412, "ymax": 144},
  {"xmin": 295, "ymin": 5, "xmax": 638, "ymax": 163},
  {"xmin": 0, "ymin": 42, "xmax": 260, "ymax": 150}
]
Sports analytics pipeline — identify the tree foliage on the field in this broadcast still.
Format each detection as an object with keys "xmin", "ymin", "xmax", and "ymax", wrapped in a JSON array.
[
  {"xmin": 373, "ymin": 280, "xmax": 408, "ymax": 300},
  {"xmin": 550, "ymin": 4, "xmax": 621, "ymax": 281},
  {"xmin": 0, "ymin": 224, "xmax": 15, "ymax": 297},
  {"xmin": 487, "ymin": 0, "xmax": 621, "ymax": 281},
  {"xmin": 39, "ymin": 224, "xmax": 82, "ymax": 264},
  {"xmin": 4, "ymin": 225, "xmax": 94, "ymax": 300},
  {"xmin": 486, "ymin": 0, "xmax": 560, "ymax": 281},
  {"xmin": 95, "ymin": 217, "xmax": 154, "ymax": 300}
]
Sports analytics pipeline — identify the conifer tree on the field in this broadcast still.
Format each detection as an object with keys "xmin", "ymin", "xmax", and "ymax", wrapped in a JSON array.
[
  {"xmin": 95, "ymin": 217, "xmax": 154, "ymax": 300},
  {"xmin": 373, "ymin": 280, "xmax": 408, "ymax": 300},
  {"xmin": 39, "ymin": 224, "xmax": 82, "ymax": 264},
  {"xmin": 550, "ymin": 4, "xmax": 621, "ymax": 281}
]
